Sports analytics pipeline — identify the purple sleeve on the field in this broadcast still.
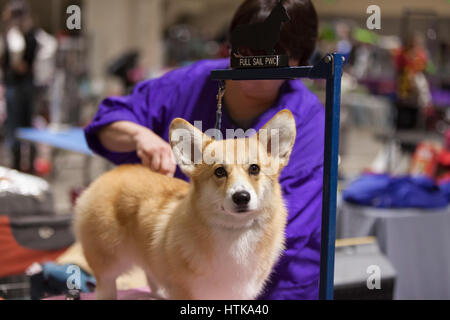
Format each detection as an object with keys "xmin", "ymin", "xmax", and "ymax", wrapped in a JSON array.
[
  {"xmin": 258, "ymin": 101, "xmax": 325, "ymax": 300},
  {"xmin": 84, "ymin": 81, "xmax": 156, "ymax": 165}
]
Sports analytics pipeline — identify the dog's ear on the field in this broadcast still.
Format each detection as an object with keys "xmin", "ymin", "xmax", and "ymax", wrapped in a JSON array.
[
  {"xmin": 257, "ymin": 109, "xmax": 296, "ymax": 168},
  {"xmin": 169, "ymin": 118, "xmax": 210, "ymax": 175}
]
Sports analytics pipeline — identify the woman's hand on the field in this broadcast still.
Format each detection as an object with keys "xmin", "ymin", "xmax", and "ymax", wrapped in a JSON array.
[{"xmin": 133, "ymin": 127, "xmax": 177, "ymax": 177}]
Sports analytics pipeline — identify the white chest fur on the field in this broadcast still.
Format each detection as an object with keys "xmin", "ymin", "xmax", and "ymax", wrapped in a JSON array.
[{"xmin": 188, "ymin": 226, "xmax": 266, "ymax": 300}]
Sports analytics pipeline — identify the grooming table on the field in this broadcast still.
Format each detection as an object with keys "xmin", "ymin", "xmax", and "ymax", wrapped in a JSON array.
[
  {"xmin": 16, "ymin": 127, "xmax": 92, "ymax": 155},
  {"xmin": 337, "ymin": 201, "xmax": 450, "ymax": 299},
  {"xmin": 16, "ymin": 127, "xmax": 95, "ymax": 184}
]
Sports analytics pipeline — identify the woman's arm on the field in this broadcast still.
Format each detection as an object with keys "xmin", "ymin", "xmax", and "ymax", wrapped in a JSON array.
[
  {"xmin": 98, "ymin": 121, "xmax": 143, "ymax": 152},
  {"xmin": 98, "ymin": 121, "xmax": 177, "ymax": 177}
]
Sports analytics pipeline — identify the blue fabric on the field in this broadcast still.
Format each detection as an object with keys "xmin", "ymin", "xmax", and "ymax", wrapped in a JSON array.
[
  {"xmin": 30, "ymin": 262, "xmax": 96, "ymax": 299},
  {"xmin": 41, "ymin": 262, "xmax": 96, "ymax": 293},
  {"xmin": 438, "ymin": 180, "xmax": 450, "ymax": 202},
  {"xmin": 343, "ymin": 174, "xmax": 448, "ymax": 209}
]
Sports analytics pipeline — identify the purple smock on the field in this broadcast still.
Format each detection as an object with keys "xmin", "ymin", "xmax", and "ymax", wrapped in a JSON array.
[{"xmin": 84, "ymin": 59, "xmax": 325, "ymax": 300}]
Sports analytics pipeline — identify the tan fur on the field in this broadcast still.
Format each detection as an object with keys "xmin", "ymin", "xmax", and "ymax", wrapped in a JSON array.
[{"xmin": 74, "ymin": 109, "xmax": 296, "ymax": 300}]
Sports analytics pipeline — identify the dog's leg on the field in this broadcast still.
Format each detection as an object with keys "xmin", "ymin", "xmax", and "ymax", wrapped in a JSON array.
[
  {"xmin": 95, "ymin": 273, "xmax": 117, "ymax": 300},
  {"xmin": 93, "ymin": 258, "xmax": 130, "ymax": 300},
  {"xmin": 145, "ymin": 271, "xmax": 166, "ymax": 300},
  {"xmin": 167, "ymin": 286, "xmax": 193, "ymax": 300}
]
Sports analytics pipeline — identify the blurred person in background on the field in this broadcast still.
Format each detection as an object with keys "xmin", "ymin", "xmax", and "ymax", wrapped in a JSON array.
[
  {"xmin": 1, "ymin": 0, "xmax": 37, "ymax": 172},
  {"xmin": 335, "ymin": 21, "xmax": 352, "ymax": 63},
  {"xmin": 394, "ymin": 33, "xmax": 432, "ymax": 129},
  {"xmin": 85, "ymin": 0, "xmax": 322, "ymax": 300}
]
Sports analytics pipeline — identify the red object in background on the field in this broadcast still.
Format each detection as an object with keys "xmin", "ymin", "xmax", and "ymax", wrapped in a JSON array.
[
  {"xmin": 393, "ymin": 47, "xmax": 427, "ymax": 74},
  {"xmin": 410, "ymin": 142, "xmax": 439, "ymax": 179},
  {"xmin": 33, "ymin": 158, "xmax": 52, "ymax": 177},
  {"xmin": 0, "ymin": 216, "xmax": 67, "ymax": 278},
  {"xmin": 439, "ymin": 149, "xmax": 450, "ymax": 167}
]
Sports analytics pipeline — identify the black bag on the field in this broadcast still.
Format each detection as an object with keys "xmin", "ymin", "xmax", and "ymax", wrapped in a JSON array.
[{"xmin": 8, "ymin": 214, "xmax": 75, "ymax": 251}]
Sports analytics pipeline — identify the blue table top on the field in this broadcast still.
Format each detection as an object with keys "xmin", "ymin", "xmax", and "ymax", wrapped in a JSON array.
[{"xmin": 16, "ymin": 127, "xmax": 93, "ymax": 155}]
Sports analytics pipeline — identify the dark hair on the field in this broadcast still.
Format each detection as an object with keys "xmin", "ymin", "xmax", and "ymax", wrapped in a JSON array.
[{"xmin": 229, "ymin": 0, "xmax": 318, "ymax": 66}]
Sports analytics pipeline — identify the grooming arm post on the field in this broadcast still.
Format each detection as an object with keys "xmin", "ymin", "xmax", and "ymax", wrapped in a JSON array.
[
  {"xmin": 210, "ymin": 53, "xmax": 343, "ymax": 300},
  {"xmin": 319, "ymin": 53, "xmax": 343, "ymax": 300}
]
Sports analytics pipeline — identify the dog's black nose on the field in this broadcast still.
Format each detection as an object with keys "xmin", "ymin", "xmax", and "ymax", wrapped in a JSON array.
[{"xmin": 232, "ymin": 191, "xmax": 251, "ymax": 206}]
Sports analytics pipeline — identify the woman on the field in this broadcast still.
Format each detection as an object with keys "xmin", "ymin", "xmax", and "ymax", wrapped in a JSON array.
[{"xmin": 85, "ymin": 0, "xmax": 323, "ymax": 300}]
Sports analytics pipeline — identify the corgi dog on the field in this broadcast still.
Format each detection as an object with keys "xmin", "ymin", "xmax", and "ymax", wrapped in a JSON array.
[{"xmin": 74, "ymin": 109, "xmax": 296, "ymax": 300}]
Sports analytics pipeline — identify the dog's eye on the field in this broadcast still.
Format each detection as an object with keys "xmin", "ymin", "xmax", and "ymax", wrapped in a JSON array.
[
  {"xmin": 249, "ymin": 164, "xmax": 260, "ymax": 175},
  {"xmin": 214, "ymin": 167, "xmax": 227, "ymax": 178}
]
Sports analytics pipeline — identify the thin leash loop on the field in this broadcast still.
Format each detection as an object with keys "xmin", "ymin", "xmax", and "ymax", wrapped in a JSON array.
[{"xmin": 214, "ymin": 80, "xmax": 225, "ymax": 138}]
